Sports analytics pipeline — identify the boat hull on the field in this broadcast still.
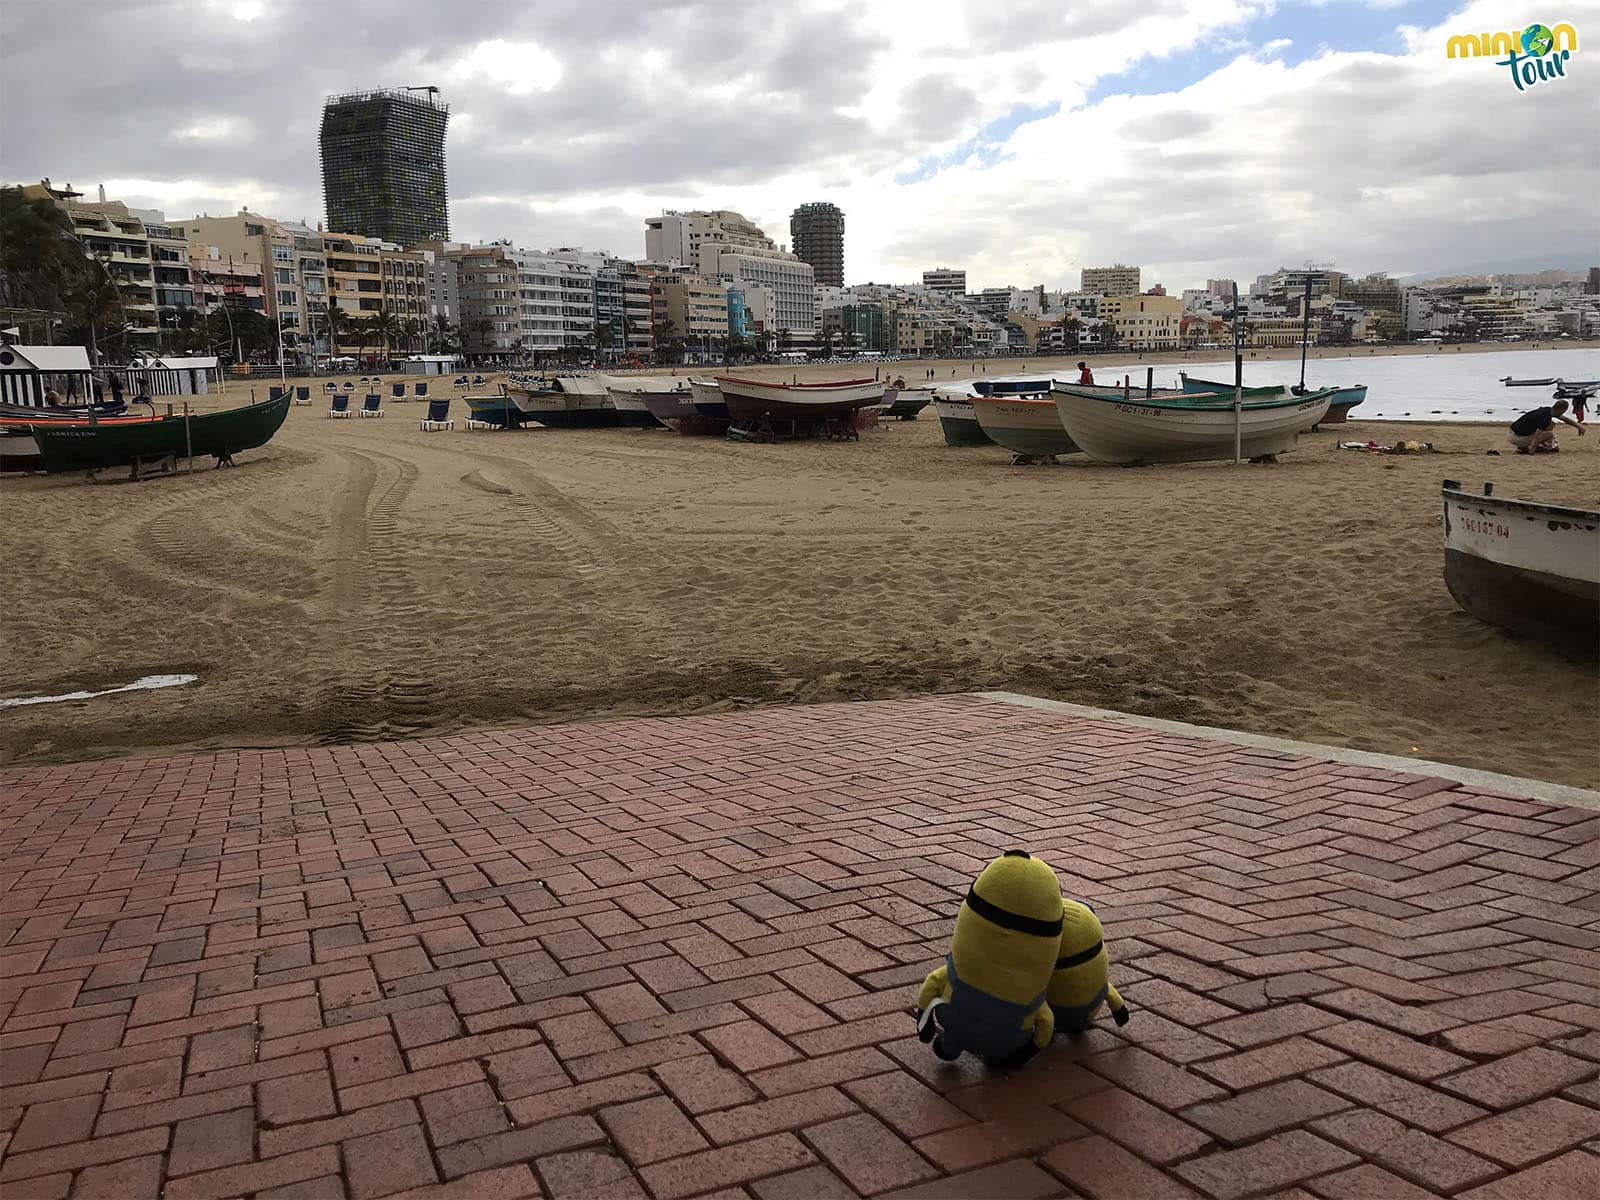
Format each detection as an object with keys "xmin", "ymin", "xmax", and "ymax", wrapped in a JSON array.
[
  {"xmin": 0, "ymin": 431, "xmax": 42, "ymax": 472},
  {"xmin": 934, "ymin": 396, "xmax": 995, "ymax": 446},
  {"xmin": 1052, "ymin": 386, "xmax": 1330, "ymax": 464},
  {"xmin": 642, "ymin": 390, "xmax": 722, "ymax": 434},
  {"xmin": 604, "ymin": 387, "xmax": 668, "ymax": 428},
  {"xmin": 1319, "ymin": 385, "xmax": 1368, "ymax": 423},
  {"xmin": 31, "ymin": 395, "xmax": 291, "ymax": 474},
  {"xmin": 0, "ymin": 399, "xmax": 128, "ymax": 420},
  {"xmin": 716, "ymin": 376, "xmax": 886, "ymax": 426},
  {"xmin": 465, "ymin": 395, "xmax": 526, "ymax": 427},
  {"xmin": 880, "ymin": 388, "xmax": 933, "ymax": 419},
  {"xmin": 672, "ymin": 380, "xmax": 729, "ymax": 433},
  {"xmin": 970, "ymin": 397, "xmax": 1079, "ymax": 458},
  {"xmin": 1442, "ymin": 483, "xmax": 1599, "ymax": 654},
  {"xmin": 507, "ymin": 384, "xmax": 623, "ymax": 428},
  {"xmin": 1179, "ymin": 374, "xmax": 1363, "ymax": 422}
]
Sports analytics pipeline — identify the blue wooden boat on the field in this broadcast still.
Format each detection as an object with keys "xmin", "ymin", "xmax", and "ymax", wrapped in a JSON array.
[{"xmin": 465, "ymin": 394, "xmax": 526, "ymax": 427}]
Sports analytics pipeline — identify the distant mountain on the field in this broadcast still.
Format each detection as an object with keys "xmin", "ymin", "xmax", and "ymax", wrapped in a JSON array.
[{"xmin": 1397, "ymin": 258, "xmax": 1591, "ymax": 285}]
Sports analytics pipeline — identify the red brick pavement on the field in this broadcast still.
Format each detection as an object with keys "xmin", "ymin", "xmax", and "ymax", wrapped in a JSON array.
[{"xmin": 2, "ymin": 694, "xmax": 1597, "ymax": 1199}]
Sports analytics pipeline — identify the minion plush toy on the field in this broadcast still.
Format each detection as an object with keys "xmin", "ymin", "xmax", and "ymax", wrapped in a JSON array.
[
  {"xmin": 1048, "ymin": 899, "xmax": 1129, "ymax": 1033},
  {"xmin": 915, "ymin": 851, "xmax": 1063, "ymax": 1069}
]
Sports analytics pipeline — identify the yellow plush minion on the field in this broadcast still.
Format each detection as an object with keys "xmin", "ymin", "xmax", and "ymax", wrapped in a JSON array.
[
  {"xmin": 1048, "ymin": 899, "xmax": 1129, "ymax": 1033},
  {"xmin": 915, "ymin": 851, "xmax": 1063, "ymax": 1069}
]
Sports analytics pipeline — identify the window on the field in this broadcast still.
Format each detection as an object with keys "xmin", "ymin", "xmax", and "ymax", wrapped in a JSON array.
[
  {"xmin": 278, "ymin": 290, "xmax": 297, "ymax": 307},
  {"xmin": 272, "ymin": 244, "xmax": 294, "ymax": 262},
  {"xmin": 275, "ymin": 268, "xmax": 294, "ymax": 285}
]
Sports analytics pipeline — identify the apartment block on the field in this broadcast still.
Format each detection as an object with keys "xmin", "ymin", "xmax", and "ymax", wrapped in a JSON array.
[
  {"xmin": 1098, "ymin": 294, "xmax": 1182, "ymax": 349},
  {"xmin": 921, "ymin": 267, "xmax": 966, "ymax": 295},
  {"xmin": 790, "ymin": 201, "xmax": 844, "ymax": 288},
  {"xmin": 1080, "ymin": 263, "xmax": 1140, "ymax": 296}
]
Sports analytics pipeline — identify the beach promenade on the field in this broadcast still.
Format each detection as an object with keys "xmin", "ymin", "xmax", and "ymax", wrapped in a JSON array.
[{"xmin": 2, "ymin": 694, "xmax": 1597, "ymax": 1199}]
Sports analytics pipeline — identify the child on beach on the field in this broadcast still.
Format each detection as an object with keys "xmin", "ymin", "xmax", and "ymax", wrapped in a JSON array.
[
  {"xmin": 1508, "ymin": 399, "xmax": 1585, "ymax": 453},
  {"xmin": 1077, "ymin": 361, "xmax": 1094, "ymax": 385},
  {"xmin": 1569, "ymin": 391, "xmax": 1588, "ymax": 423}
]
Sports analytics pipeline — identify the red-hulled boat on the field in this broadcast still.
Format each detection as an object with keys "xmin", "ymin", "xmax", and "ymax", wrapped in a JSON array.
[{"xmin": 715, "ymin": 376, "xmax": 886, "ymax": 427}]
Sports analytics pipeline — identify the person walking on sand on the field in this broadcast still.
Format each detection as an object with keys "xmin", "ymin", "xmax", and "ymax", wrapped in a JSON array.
[
  {"xmin": 1076, "ymin": 361, "xmax": 1095, "ymax": 386},
  {"xmin": 1569, "ymin": 390, "xmax": 1589, "ymax": 424},
  {"xmin": 1509, "ymin": 399, "xmax": 1584, "ymax": 454}
]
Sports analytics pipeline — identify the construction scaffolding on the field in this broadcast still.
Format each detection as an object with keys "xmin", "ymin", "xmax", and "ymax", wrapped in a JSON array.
[{"xmin": 319, "ymin": 87, "xmax": 450, "ymax": 246}]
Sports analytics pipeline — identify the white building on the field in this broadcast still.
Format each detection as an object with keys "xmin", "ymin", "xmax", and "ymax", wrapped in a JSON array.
[
  {"xmin": 644, "ymin": 210, "xmax": 814, "ymax": 336},
  {"xmin": 922, "ymin": 267, "xmax": 966, "ymax": 295}
]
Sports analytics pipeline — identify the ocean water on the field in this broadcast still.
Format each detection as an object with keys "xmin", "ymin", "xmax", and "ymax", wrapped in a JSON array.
[{"xmin": 975, "ymin": 347, "xmax": 1600, "ymax": 423}]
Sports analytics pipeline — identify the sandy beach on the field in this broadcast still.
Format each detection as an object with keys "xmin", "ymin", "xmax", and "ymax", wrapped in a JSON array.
[{"xmin": 1, "ymin": 357, "xmax": 1595, "ymax": 788}]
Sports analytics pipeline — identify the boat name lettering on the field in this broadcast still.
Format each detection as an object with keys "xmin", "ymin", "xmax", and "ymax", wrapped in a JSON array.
[{"xmin": 1460, "ymin": 516, "xmax": 1511, "ymax": 538}]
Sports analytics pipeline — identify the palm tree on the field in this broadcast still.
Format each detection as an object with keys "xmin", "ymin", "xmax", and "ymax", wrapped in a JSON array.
[
  {"xmin": 818, "ymin": 329, "xmax": 836, "ymax": 359},
  {"xmin": 840, "ymin": 329, "xmax": 860, "ymax": 354},
  {"xmin": 368, "ymin": 304, "xmax": 401, "ymax": 365},
  {"xmin": 399, "ymin": 317, "xmax": 423, "ymax": 356},
  {"xmin": 0, "ymin": 186, "xmax": 82, "ymax": 316},
  {"xmin": 324, "ymin": 300, "xmax": 350, "ymax": 359}
]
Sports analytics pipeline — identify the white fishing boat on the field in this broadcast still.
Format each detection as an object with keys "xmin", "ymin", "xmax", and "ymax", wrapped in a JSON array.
[
  {"xmin": 714, "ymin": 376, "xmax": 885, "ymax": 425},
  {"xmin": 1442, "ymin": 481, "xmax": 1599, "ymax": 654},
  {"xmin": 969, "ymin": 395, "xmax": 1079, "ymax": 462},
  {"xmin": 602, "ymin": 375, "xmax": 686, "ymax": 428},
  {"xmin": 1051, "ymin": 383, "xmax": 1331, "ymax": 464},
  {"xmin": 933, "ymin": 388, "xmax": 993, "ymax": 447},
  {"xmin": 504, "ymin": 378, "xmax": 622, "ymax": 427}
]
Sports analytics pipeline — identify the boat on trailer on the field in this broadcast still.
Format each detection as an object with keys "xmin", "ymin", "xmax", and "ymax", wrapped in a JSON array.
[
  {"xmin": 1442, "ymin": 480, "xmax": 1598, "ymax": 656},
  {"xmin": 1051, "ymin": 383, "xmax": 1332, "ymax": 464},
  {"xmin": 715, "ymin": 376, "xmax": 885, "ymax": 429}
]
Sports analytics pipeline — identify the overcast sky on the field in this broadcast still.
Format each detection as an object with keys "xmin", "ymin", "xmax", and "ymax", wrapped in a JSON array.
[{"xmin": 3, "ymin": 0, "xmax": 1595, "ymax": 291}]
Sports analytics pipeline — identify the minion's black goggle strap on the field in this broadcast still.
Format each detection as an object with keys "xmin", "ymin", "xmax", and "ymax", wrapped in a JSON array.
[
  {"xmin": 1055, "ymin": 941, "xmax": 1104, "ymax": 969},
  {"xmin": 964, "ymin": 888, "xmax": 1064, "ymax": 938}
]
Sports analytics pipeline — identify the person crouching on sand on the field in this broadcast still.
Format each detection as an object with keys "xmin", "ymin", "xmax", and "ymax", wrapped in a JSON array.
[{"xmin": 1509, "ymin": 399, "xmax": 1584, "ymax": 454}]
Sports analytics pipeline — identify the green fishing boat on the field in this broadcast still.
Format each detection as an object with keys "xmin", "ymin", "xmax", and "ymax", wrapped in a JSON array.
[{"xmin": 31, "ymin": 394, "xmax": 291, "ymax": 476}]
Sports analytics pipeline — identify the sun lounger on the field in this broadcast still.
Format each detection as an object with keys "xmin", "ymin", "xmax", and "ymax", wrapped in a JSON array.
[
  {"xmin": 358, "ymin": 393, "xmax": 384, "ymax": 418},
  {"xmin": 392, "ymin": 383, "xmax": 406, "ymax": 398},
  {"xmin": 329, "ymin": 393, "xmax": 352, "ymax": 418},
  {"xmin": 420, "ymin": 399, "xmax": 454, "ymax": 431},
  {"xmin": 294, "ymin": 386, "xmax": 312, "ymax": 406},
  {"xmin": 414, "ymin": 383, "xmax": 428, "ymax": 397}
]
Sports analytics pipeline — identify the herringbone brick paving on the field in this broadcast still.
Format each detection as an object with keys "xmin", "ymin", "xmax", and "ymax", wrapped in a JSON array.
[{"xmin": 1, "ymin": 694, "xmax": 1597, "ymax": 1199}]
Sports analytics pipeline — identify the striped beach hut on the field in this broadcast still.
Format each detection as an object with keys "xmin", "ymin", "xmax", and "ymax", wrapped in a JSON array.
[
  {"xmin": 123, "ymin": 355, "xmax": 221, "ymax": 397},
  {"xmin": 0, "ymin": 345, "xmax": 95, "ymax": 407}
]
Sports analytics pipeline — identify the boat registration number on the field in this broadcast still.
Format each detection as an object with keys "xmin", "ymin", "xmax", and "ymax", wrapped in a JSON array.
[
  {"xmin": 1114, "ymin": 404, "xmax": 1163, "ymax": 417},
  {"xmin": 1459, "ymin": 516, "xmax": 1510, "ymax": 538}
]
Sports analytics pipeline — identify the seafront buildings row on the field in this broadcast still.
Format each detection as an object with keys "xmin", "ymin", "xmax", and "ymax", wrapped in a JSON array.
[{"xmin": 11, "ymin": 176, "xmax": 1600, "ymax": 368}]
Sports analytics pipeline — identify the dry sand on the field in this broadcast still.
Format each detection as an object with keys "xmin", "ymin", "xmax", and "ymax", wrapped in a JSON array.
[{"xmin": 1, "ymin": 360, "xmax": 1596, "ymax": 788}]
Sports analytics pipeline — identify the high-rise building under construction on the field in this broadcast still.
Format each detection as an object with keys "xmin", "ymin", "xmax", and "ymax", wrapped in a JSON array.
[{"xmin": 319, "ymin": 87, "xmax": 449, "ymax": 245}]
